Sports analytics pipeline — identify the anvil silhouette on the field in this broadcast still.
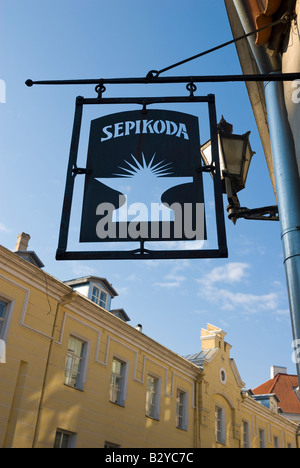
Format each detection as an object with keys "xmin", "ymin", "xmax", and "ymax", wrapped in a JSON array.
[{"xmin": 95, "ymin": 176, "xmax": 193, "ymax": 222}]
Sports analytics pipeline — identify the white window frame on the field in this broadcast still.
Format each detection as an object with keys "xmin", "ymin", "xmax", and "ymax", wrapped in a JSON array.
[
  {"xmin": 242, "ymin": 420, "xmax": 251, "ymax": 448},
  {"xmin": 259, "ymin": 428, "xmax": 266, "ymax": 448},
  {"xmin": 215, "ymin": 406, "xmax": 226, "ymax": 445},
  {"xmin": 0, "ymin": 295, "xmax": 14, "ymax": 341},
  {"xmin": 145, "ymin": 375, "xmax": 161, "ymax": 420},
  {"xmin": 274, "ymin": 435, "xmax": 280, "ymax": 448},
  {"xmin": 64, "ymin": 335, "xmax": 89, "ymax": 390},
  {"xmin": 54, "ymin": 429, "xmax": 77, "ymax": 448},
  {"xmin": 91, "ymin": 284, "xmax": 108, "ymax": 309},
  {"xmin": 110, "ymin": 357, "xmax": 128, "ymax": 406},
  {"xmin": 176, "ymin": 388, "xmax": 188, "ymax": 431}
]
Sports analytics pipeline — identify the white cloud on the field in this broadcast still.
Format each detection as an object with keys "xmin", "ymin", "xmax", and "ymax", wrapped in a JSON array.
[
  {"xmin": 197, "ymin": 262, "xmax": 280, "ymax": 315},
  {"xmin": 213, "ymin": 288, "xmax": 278, "ymax": 313},
  {"xmin": 165, "ymin": 273, "xmax": 186, "ymax": 283},
  {"xmin": 275, "ymin": 308, "xmax": 289, "ymax": 316},
  {"xmin": 199, "ymin": 262, "xmax": 250, "ymax": 287},
  {"xmin": 274, "ymin": 308, "xmax": 290, "ymax": 322},
  {"xmin": 194, "ymin": 309, "xmax": 209, "ymax": 315},
  {"xmin": 182, "ymin": 240, "xmax": 205, "ymax": 250},
  {"xmin": 0, "ymin": 223, "xmax": 11, "ymax": 233},
  {"xmin": 71, "ymin": 262, "xmax": 98, "ymax": 278},
  {"xmin": 126, "ymin": 273, "xmax": 140, "ymax": 282},
  {"xmin": 152, "ymin": 259, "xmax": 190, "ymax": 289},
  {"xmin": 153, "ymin": 281, "xmax": 181, "ymax": 289},
  {"xmin": 116, "ymin": 286, "xmax": 129, "ymax": 296}
]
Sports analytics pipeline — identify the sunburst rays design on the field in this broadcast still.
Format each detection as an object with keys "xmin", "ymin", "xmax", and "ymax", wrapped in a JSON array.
[
  {"xmin": 95, "ymin": 152, "xmax": 193, "ymax": 223},
  {"xmin": 114, "ymin": 153, "xmax": 174, "ymax": 178}
]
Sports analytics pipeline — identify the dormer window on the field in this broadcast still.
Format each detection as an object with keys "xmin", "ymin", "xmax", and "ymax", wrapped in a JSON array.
[
  {"xmin": 64, "ymin": 276, "xmax": 130, "ymax": 322},
  {"xmin": 64, "ymin": 275, "xmax": 118, "ymax": 312},
  {"xmin": 91, "ymin": 284, "xmax": 108, "ymax": 309}
]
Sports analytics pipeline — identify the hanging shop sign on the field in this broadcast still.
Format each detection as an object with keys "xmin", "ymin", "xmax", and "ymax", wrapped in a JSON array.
[
  {"xmin": 55, "ymin": 94, "xmax": 227, "ymax": 260},
  {"xmin": 26, "ymin": 70, "xmax": 300, "ymax": 261},
  {"xmin": 80, "ymin": 109, "xmax": 206, "ymax": 244}
]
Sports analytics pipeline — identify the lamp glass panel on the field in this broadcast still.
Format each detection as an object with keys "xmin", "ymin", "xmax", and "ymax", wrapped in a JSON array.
[
  {"xmin": 201, "ymin": 139, "xmax": 226, "ymax": 177},
  {"xmin": 201, "ymin": 144, "xmax": 212, "ymax": 166},
  {"xmin": 220, "ymin": 136, "xmax": 245, "ymax": 177},
  {"xmin": 242, "ymin": 144, "xmax": 253, "ymax": 181}
]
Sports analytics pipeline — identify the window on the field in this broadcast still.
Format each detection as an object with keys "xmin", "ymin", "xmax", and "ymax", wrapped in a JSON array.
[
  {"xmin": 64, "ymin": 336, "xmax": 87, "ymax": 390},
  {"xmin": 104, "ymin": 441, "xmax": 121, "ymax": 448},
  {"xmin": 145, "ymin": 375, "xmax": 160, "ymax": 419},
  {"xmin": 215, "ymin": 406, "xmax": 225, "ymax": 445},
  {"xmin": 219, "ymin": 367, "xmax": 227, "ymax": 384},
  {"xmin": 91, "ymin": 285, "xmax": 108, "ymax": 309},
  {"xmin": 176, "ymin": 389, "xmax": 187, "ymax": 430},
  {"xmin": 242, "ymin": 420, "xmax": 250, "ymax": 448},
  {"xmin": 54, "ymin": 429, "xmax": 77, "ymax": 448},
  {"xmin": 110, "ymin": 358, "xmax": 127, "ymax": 406},
  {"xmin": 0, "ymin": 298, "xmax": 9, "ymax": 339},
  {"xmin": 274, "ymin": 436, "xmax": 280, "ymax": 448},
  {"xmin": 259, "ymin": 428, "xmax": 266, "ymax": 448}
]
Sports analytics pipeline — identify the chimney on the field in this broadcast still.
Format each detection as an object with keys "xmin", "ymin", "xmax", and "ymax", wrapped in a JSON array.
[
  {"xmin": 14, "ymin": 233, "xmax": 44, "ymax": 268},
  {"xmin": 14, "ymin": 232, "xmax": 31, "ymax": 252},
  {"xmin": 201, "ymin": 324, "xmax": 230, "ymax": 351},
  {"xmin": 270, "ymin": 366, "xmax": 287, "ymax": 379}
]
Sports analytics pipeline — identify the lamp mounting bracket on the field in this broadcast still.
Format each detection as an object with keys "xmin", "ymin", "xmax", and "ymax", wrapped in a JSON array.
[{"xmin": 227, "ymin": 204, "xmax": 279, "ymax": 224}]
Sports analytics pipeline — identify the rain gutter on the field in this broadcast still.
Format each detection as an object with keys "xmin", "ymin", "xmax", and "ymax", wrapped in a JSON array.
[{"xmin": 233, "ymin": 0, "xmax": 300, "ymax": 385}]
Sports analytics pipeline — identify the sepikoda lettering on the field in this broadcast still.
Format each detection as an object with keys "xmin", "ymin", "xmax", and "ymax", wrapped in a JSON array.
[{"xmin": 101, "ymin": 119, "xmax": 189, "ymax": 142}]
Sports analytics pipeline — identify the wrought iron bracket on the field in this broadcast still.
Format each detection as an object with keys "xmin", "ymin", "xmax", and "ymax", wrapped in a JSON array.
[
  {"xmin": 72, "ymin": 166, "xmax": 93, "ymax": 176},
  {"xmin": 198, "ymin": 164, "xmax": 215, "ymax": 173},
  {"xmin": 227, "ymin": 204, "xmax": 279, "ymax": 224},
  {"xmin": 223, "ymin": 172, "xmax": 279, "ymax": 224}
]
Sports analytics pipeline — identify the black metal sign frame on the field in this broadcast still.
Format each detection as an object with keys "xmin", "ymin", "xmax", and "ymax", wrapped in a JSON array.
[{"xmin": 56, "ymin": 94, "xmax": 228, "ymax": 260}]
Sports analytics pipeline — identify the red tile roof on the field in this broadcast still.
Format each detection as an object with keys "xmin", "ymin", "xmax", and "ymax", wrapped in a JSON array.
[{"xmin": 253, "ymin": 373, "xmax": 300, "ymax": 414}]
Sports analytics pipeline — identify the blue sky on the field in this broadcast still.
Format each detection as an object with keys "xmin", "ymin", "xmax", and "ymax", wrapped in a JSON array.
[{"xmin": 0, "ymin": 0, "xmax": 295, "ymax": 388}]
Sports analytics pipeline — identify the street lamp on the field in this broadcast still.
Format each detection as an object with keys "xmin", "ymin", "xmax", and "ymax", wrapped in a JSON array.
[{"xmin": 201, "ymin": 116, "xmax": 279, "ymax": 224}]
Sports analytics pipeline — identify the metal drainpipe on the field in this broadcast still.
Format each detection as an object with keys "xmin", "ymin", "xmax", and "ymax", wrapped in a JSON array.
[
  {"xmin": 264, "ymin": 77, "xmax": 300, "ymax": 384},
  {"xmin": 32, "ymin": 292, "xmax": 77, "ymax": 448},
  {"xmin": 232, "ymin": 0, "xmax": 300, "ymax": 384},
  {"xmin": 194, "ymin": 372, "xmax": 203, "ymax": 448}
]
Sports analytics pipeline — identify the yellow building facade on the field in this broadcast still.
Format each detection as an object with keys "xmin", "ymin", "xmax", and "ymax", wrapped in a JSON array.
[
  {"xmin": 0, "ymin": 240, "xmax": 299, "ymax": 448},
  {"xmin": 187, "ymin": 325, "xmax": 300, "ymax": 448},
  {"xmin": 0, "ymin": 243, "xmax": 199, "ymax": 448}
]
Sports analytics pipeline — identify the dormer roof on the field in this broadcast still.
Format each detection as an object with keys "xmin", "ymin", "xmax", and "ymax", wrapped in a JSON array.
[
  {"xmin": 64, "ymin": 275, "xmax": 118, "ymax": 298},
  {"xmin": 110, "ymin": 308, "xmax": 131, "ymax": 322},
  {"xmin": 253, "ymin": 373, "xmax": 300, "ymax": 415}
]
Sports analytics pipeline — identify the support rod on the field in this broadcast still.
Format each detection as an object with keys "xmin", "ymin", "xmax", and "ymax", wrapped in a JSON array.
[{"xmin": 25, "ymin": 73, "xmax": 300, "ymax": 88}]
